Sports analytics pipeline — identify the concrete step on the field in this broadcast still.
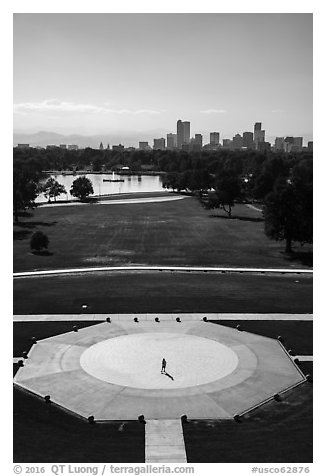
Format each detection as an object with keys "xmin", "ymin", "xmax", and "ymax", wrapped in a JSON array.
[{"xmin": 145, "ymin": 419, "xmax": 187, "ymax": 463}]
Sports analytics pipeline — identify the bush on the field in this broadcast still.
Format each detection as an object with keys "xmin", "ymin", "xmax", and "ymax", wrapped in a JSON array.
[{"xmin": 30, "ymin": 231, "xmax": 49, "ymax": 252}]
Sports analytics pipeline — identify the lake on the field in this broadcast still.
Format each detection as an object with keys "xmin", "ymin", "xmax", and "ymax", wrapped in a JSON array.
[{"xmin": 36, "ymin": 173, "xmax": 165, "ymax": 203}]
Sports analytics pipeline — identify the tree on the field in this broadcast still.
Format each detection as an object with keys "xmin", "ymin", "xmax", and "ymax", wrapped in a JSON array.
[
  {"xmin": 252, "ymin": 156, "xmax": 291, "ymax": 200},
  {"xmin": 42, "ymin": 177, "xmax": 66, "ymax": 202},
  {"xmin": 209, "ymin": 172, "xmax": 241, "ymax": 217},
  {"xmin": 264, "ymin": 179, "xmax": 309, "ymax": 253},
  {"xmin": 162, "ymin": 172, "xmax": 180, "ymax": 191},
  {"xmin": 291, "ymin": 158, "xmax": 313, "ymax": 245},
  {"xmin": 13, "ymin": 163, "xmax": 39, "ymax": 222},
  {"xmin": 92, "ymin": 156, "xmax": 102, "ymax": 172},
  {"xmin": 30, "ymin": 231, "xmax": 49, "ymax": 252},
  {"xmin": 70, "ymin": 176, "xmax": 94, "ymax": 201}
]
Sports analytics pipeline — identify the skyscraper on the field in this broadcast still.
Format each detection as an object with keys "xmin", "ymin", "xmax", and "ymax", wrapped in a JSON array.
[
  {"xmin": 243, "ymin": 132, "xmax": 254, "ymax": 149},
  {"xmin": 177, "ymin": 120, "xmax": 190, "ymax": 148},
  {"xmin": 167, "ymin": 133, "xmax": 177, "ymax": 149},
  {"xmin": 183, "ymin": 122, "xmax": 190, "ymax": 144},
  {"xmin": 254, "ymin": 122, "xmax": 265, "ymax": 148},
  {"xmin": 293, "ymin": 137, "xmax": 303, "ymax": 152},
  {"xmin": 233, "ymin": 134, "xmax": 243, "ymax": 149},
  {"xmin": 153, "ymin": 138, "xmax": 166, "ymax": 150},
  {"xmin": 274, "ymin": 137, "xmax": 285, "ymax": 151},
  {"xmin": 177, "ymin": 120, "xmax": 184, "ymax": 148},
  {"xmin": 210, "ymin": 132, "xmax": 220, "ymax": 146},
  {"xmin": 139, "ymin": 141, "xmax": 150, "ymax": 150}
]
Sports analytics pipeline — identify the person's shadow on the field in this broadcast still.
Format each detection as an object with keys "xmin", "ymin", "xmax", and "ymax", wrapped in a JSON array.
[{"xmin": 163, "ymin": 372, "xmax": 174, "ymax": 381}]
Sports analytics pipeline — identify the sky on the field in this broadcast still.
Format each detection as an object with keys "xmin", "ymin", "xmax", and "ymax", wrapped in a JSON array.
[{"xmin": 13, "ymin": 13, "xmax": 313, "ymax": 145}]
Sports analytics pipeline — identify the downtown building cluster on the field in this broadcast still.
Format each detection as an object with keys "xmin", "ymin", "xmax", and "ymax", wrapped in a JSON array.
[
  {"xmin": 15, "ymin": 120, "xmax": 313, "ymax": 153},
  {"xmin": 140, "ymin": 120, "xmax": 313, "ymax": 153}
]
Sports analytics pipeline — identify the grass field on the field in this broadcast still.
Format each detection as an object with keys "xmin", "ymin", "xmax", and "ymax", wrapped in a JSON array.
[
  {"xmin": 13, "ymin": 198, "xmax": 312, "ymax": 272},
  {"xmin": 215, "ymin": 320, "xmax": 313, "ymax": 355},
  {"xmin": 182, "ymin": 382, "xmax": 313, "ymax": 463},
  {"xmin": 13, "ymin": 271, "xmax": 313, "ymax": 314},
  {"xmin": 13, "ymin": 387, "xmax": 145, "ymax": 463}
]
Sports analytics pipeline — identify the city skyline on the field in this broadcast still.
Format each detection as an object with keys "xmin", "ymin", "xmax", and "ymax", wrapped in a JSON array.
[
  {"xmin": 14, "ymin": 13, "xmax": 312, "ymax": 142},
  {"xmin": 14, "ymin": 117, "xmax": 312, "ymax": 151}
]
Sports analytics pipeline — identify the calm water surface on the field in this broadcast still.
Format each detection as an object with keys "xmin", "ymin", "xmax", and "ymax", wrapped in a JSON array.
[{"xmin": 36, "ymin": 173, "xmax": 164, "ymax": 203}]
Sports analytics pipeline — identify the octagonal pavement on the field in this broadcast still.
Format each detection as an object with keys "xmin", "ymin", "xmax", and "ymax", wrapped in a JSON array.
[{"xmin": 14, "ymin": 321, "xmax": 305, "ymax": 420}]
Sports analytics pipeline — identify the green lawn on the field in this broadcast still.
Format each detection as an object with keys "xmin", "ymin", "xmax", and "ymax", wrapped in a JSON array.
[
  {"xmin": 215, "ymin": 320, "xmax": 313, "ymax": 355},
  {"xmin": 13, "ymin": 271, "xmax": 313, "ymax": 314},
  {"xmin": 13, "ymin": 198, "xmax": 312, "ymax": 272},
  {"xmin": 13, "ymin": 387, "xmax": 145, "ymax": 463},
  {"xmin": 13, "ymin": 321, "xmax": 102, "ymax": 356},
  {"xmin": 183, "ymin": 382, "xmax": 312, "ymax": 463}
]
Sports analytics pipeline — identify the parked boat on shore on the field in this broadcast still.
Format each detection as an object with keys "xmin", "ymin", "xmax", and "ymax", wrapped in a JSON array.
[{"xmin": 103, "ymin": 178, "xmax": 124, "ymax": 182}]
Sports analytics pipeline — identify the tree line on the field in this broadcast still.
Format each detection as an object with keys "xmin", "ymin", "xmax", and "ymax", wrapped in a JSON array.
[{"xmin": 13, "ymin": 147, "xmax": 312, "ymax": 254}]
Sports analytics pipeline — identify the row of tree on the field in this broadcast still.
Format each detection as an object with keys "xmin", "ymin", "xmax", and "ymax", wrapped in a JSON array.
[
  {"xmin": 13, "ymin": 148, "xmax": 312, "ymax": 254},
  {"xmin": 13, "ymin": 172, "xmax": 94, "ymax": 222},
  {"xmin": 14, "ymin": 145, "xmax": 310, "ymax": 176}
]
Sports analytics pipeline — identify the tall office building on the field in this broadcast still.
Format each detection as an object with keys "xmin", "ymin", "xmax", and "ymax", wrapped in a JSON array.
[
  {"xmin": 167, "ymin": 133, "xmax": 177, "ymax": 149},
  {"xmin": 308, "ymin": 141, "xmax": 313, "ymax": 151},
  {"xmin": 254, "ymin": 122, "xmax": 265, "ymax": 148},
  {"xmin": 177, "ymin": 120, "xmax": 190, "ymax": 148},
  {"xmin": 210, "ymin": 132, "xmax": 220, "ymax": 146},
  {"xmin": 177, "ymin": 120, "xmax": 184, "ymax": 148},
  {"xmin": 190, "ymin": 134, "xmax": 203, "ymax": 151},
  {"xmin": 284, "ymin": 137, "xmax": 294, "ymax": 153},
  {"xmin": 194, "ymin": 134, "xmax": 203, "ymax": 147},
  {"xmin": 139, "ymin": 141, "xmax": 150, "ymax": 150},
  {"xmin": 243, "ymin": 132, "xmax": 254, "ymax": 149},
  {"xmin": 233, "ymin": 134, "xmax": 243, "ymax": 149},
  {"xmin": 153, "ymin": 138, "xmax": 165, "ymax": 150},
  {"xmin": 293, "ymin": 137, "xmax": 303, "ymax": 152},
  {"xmin": 274, "ymin": 137, "xmax": 285, "ymax": 151},
  {"xmin": 183, "ymin": 122, "xmax": 190, "ymax": 144},
  {"xmin": 257, "ymin": 141, "xmax": 271, "ymax": 152},
  {"xmin": 254, "ymin": 122, "xmax": 261, "ymax": 131}
]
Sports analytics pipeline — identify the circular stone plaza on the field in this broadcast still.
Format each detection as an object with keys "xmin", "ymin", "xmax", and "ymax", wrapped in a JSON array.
[{"xmin": 14, "ymin": 319, "xmax": 305, "ymax": 421}]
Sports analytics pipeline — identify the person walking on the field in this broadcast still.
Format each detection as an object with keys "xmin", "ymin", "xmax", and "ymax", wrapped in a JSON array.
[{"xmin": 161, "ymin": 358, "xmax": 166, "ymax": 374}]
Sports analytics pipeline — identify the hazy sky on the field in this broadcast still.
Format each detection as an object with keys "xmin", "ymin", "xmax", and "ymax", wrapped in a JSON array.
[{"xmin": 13, "ymin": 13, "xmax": 313, "ymax": 143}]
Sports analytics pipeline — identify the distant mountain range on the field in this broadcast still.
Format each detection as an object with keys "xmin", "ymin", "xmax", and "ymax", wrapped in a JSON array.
[
  {"xmin": 13, "ymin": 130, "xmax": 313, "ymax": 149},
  {"xmin": 13, "ymin": 130, "xmax": 167, "ymax": 149}
]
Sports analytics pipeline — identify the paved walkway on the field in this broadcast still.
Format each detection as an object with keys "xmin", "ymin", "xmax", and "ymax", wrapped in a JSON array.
[
  {"xmin": 246, "ymin": 204, "xmax": 263, "ymax": 212},
  {"xmin": 13, "ymin": 313, "xmax": 313, "ymax": 322},
  {"xmin": 13, "ymin": 265, "xmax": 313, "ymax": 278},
  {"xmin": 39, "ymin": 196, "xmax": 188, "ymax": 208},
  {"xmin": 145, "ymin": 420, "xmax": 187, "ymax": 463},
  {"xmin": 295, "ymin": 355, "xmax": 313, "ymax": 361}
]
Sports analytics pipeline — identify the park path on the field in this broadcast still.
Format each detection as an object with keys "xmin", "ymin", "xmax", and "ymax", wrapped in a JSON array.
[
  {"xmin": 145, "ymin": 419, "xmax": 187, "ymax": 463},
  {"xmin": 39, "ymin": 195, "xmax": 188, "ymax": 208},
  {"xmin": 13, "ymin": 265, "xmax": 313, "ymax": 278},
  {"xmin": 246, "ymin": 203, "xmax": 263, "ymax": 212},
  {"xmin": 13, "ymin": 313, "xmax": 313, "ymax": 322}
]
